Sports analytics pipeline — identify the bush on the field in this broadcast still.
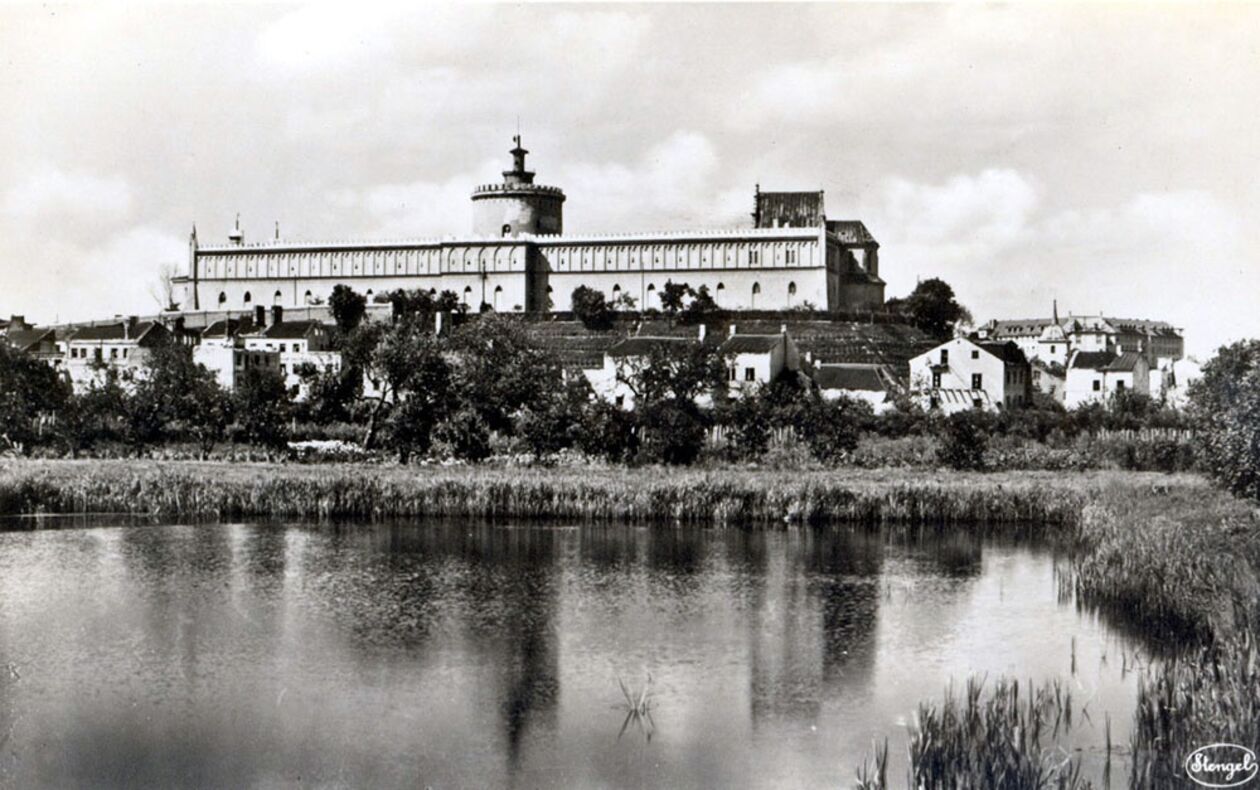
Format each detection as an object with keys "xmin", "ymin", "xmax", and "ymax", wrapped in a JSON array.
[
  {"xmin": 636, "ymin": 401, "xmax": 707, "ymax": 466},
  {"xmin": 1189, "ymin": 339, "xmax": 1260, "ymax": 501},
  {"xmin": 571, "ymin": 286, "xmax": 614, "ymax": 330},
  {"xmin": 801, "ymin": 396, "xmax": 870, "ymax": 463},
  {"xmin": 433, "ymin": 408, "xmax": 492, "ymax": 462},
  {"xmin": 720, "ymin": 391, "xmax": 773, "ymax": 460},
  {"xmin": 575, "ymin": 400, "xmax": 639, "ymax": 463},
  {"xmin": 937, "ymin": 410, "xmax": 992, "ymax": 471}
]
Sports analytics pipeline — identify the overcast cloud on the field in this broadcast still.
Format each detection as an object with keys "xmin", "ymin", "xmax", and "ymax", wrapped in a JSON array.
[{"xmin": 1, "ymin": 3, "xmax": 1257, "ymax": 357}]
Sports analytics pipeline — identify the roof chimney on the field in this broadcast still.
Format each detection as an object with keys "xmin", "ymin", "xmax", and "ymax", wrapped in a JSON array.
[
  {"xmin": 271, "ymin": 305, "xmax": 283, "ymax": 327},
  {"xmin": 125, "ymin": 315, "xmax": 138, "ymax": 340},
  {"xmin": 9, "ymin": 315, "xmax": 27, "ymax": 331}
]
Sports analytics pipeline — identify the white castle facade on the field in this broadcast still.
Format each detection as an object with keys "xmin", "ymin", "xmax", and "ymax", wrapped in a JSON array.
[{"xmin": 176, "ymin": 138, "xmax": 886, "ymax": 314}]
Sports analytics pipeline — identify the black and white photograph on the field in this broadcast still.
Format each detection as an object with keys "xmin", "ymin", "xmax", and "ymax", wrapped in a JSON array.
[{"xmin": 1, "ymin": 3, "xmax": 1259, "ymax": 788}]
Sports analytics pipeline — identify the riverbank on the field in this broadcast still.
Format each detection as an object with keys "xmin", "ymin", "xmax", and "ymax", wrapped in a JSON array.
[{"xmin": 0, "ymin": 458, "xmax": 1189, "ymax": 532}]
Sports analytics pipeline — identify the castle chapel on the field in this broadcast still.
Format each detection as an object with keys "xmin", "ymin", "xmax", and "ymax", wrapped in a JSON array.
[{"xmin": 178, "ymin": 138, "xmax": 886, "ymax": 314}]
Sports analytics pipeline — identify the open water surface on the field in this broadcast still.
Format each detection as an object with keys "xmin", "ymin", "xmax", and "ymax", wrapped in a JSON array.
[{"xmin": 0, "ymin": 520, "xmax": 1150, "ymax": 788}]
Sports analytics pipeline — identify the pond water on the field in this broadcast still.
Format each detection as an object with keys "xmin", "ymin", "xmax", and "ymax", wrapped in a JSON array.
[{"xmin": 0, "ymin": 520, "xmax": 1152, "ymax": 788}]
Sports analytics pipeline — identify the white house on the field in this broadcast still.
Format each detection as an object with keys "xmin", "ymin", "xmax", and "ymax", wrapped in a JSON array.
[
  {"xmin": 909, "ymin": 337, "xmax": 1031, "ymax": 414},
  {"xmin": 720, "ymin": 328, "xmax": 798, "ymax": 398},
  {"xmin": 1064, "ymin": 350, "xmax": 1150, "ymax": 408},
  {"xmin": 63, "ymin": 319, "xmax": 172, "ymax": 392},
  {"xmin": 813, "ymin": 363, "xmax": 898, "ymax": 413}
]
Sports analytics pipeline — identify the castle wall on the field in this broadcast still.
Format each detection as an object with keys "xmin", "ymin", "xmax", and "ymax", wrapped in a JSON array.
[{"xmin": 188, "ymin": 230, "xmax": 844, "ymax": 313}]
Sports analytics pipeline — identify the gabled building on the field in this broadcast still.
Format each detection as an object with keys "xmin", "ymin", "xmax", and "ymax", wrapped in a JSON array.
[
  {"xmin": 720, "ymin": 327, "xmax": 799, "ymax": 398},
  {"xmin": 587, "ymin": 333, "xmax": 710, "ymax": 409},
  {"xmin": 1064, "ymin": 350, "xmax": 1150, "ymax": 408},
  {"xmin": 1030, "ymin": 358, "xmax": 1067, "ymax": 404},
  {"xmin": 812, "ymin": 363, "xmax": 899, "ymax": 413},
  {"xmin": 63, "ymin": 318, "xmax": 170, "ymax": 391},
  {"xmin": 909, "ymin": 337, "xmax": 1031, "ymax": 414},
  {"xmin": 3, "ymin": 317, "xmax": 61, "ymax": 368}
]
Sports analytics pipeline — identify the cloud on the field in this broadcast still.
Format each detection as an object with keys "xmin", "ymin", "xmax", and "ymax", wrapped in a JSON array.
[
  {"xmin": 864, "ymin": 169, "xmax": 1258, "ymax": 356},
  {"xmin": 3, "ymin": 165, "xmax": 133, "ymax": 225}
]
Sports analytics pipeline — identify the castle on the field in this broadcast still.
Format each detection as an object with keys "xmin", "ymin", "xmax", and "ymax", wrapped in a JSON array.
[{"xmin": 175, "ymin": 137, "xmax": 886, "ymax": 314}]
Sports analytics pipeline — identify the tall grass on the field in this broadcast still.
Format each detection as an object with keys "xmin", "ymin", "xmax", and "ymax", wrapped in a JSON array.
[{"xmin": 0, "ymin": 459, "xmax": 1140, "ymax": 531}]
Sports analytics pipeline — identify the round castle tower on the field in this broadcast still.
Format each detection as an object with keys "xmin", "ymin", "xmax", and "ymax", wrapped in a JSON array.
[{"xmin": 471, "ymin": 136, "xmax": 565, "ymax": 237}]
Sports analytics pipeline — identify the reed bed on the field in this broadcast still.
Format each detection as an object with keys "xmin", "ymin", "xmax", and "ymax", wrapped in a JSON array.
[{"xmin": 0, "ymin": 459, "xmax": 1154, "ymax": 532}]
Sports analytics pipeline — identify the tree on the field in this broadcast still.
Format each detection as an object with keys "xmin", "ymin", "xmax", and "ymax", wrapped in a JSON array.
[
  {"xmin": 60, "ymin": 369, "xmax": 128, "ymax": 455},
  {"xmin": 234, "ymin": 366, "xmax": 291, "ymax": 448},
  {"xmin": 0, "ymin": 344, "xmax": 71, "ymax": 453},
  {"xmin": 329, "ymin": 284, "xmax": 368, "ymax": 335},
  {"xmin": 575, "ymin": 398, "xmax": 639, "ymax": 463},
  {"xmin": 615, "ymin": 340, "xmax": 725, "ymax": 465},
  {"xmin": 433, "ymin": 407, "xmax": 492, "ymax": 462},
  {"xmin": 148, "ymin": 262, "xmax": 180, "ymax": 311},
  {"xmin": 515, "ymin": 376, "xmax": 593, "ymax": 460},
  {"xmin": 720, "ymin": 388, "xmax": 774, "ymax": 460},
  {"xmin": 448, "ymin": 314, "xmax": 564, "ymax": 435},
  {"xmin": 571, "ymin": 286, "xmax": 614, "ymax": 329},
  {"xmin": 349, "ymin": 316, "xmax": 452, "ymax": 450},
  {"xmin": 685, "ymin": 285, "xmax": 719, "ymax": 316},
  {"xmin": 127, "ymin": 344, "xmax": 231, "ymax": 455},
  {"xmin": 800, "ymin": 395, "xmax": 872, "ymax": 463},
  {"xmin": 293, "ymin": 363, "xmax": 359, "ymax": 425},
  {"xmin": 891, "ymin": 278, "xmax": 972, "ymax": 341},
  {"xmin": 1189, "ymin": 340, "xmax": 1260, "ymax": 501},
  {"xmin": 937, "ymin": 410, "xmax": 992, "ymax": 471},
  {"xmin": 659, "ymin": 280, "xmax": 691, "ymax": 315}
]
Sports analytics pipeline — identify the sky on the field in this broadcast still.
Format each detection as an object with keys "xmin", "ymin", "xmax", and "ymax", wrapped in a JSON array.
[{"xmin": 1, "ymin": 3, "xmax": 1257, "ymax": 358}]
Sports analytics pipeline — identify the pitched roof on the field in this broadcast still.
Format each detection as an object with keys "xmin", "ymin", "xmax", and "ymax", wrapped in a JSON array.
[
  {"xmin": 201, "ymin": 317, "xmax": 258, "ymax": 338},
  {"xmin": 68, "ymin": 321, "xmax": 164, "ymax": 344},
  {"xmin": 607, "ymin": 336, "xmax": 696, "ymax": 357},
  {"xmin": 4, "ymin": 327, "xmax": 55, "ymax": 351},
  {"xmin": 814, "ymin": 364, "xmax": 891, "ymax": 392},
  {"xmin": 754, "ymin": 190, "xmax": 825, "ymax": 228},
  {"xmin": 721, "ymin": 334, "xmax": 783, "ymax": 354},
  {"xmin": 519, "ymin": 319, "xmax": 623, "ymax": 370},
  {"xmin": 259, "ymin": 320, "xmax": 326, "ymax": 340},
  {"xmin": 976, "ymin": 341, "xmax": 1029, "ymax": 366},
  {"xmin": 985, "ymin": 318, "xmax": 1060, "ymax": 337},
  {"xmin": 825, "ymin": 220, "xmax": 876, "ymax": 244},
  {"xmin": 1070, "ymin": 351, "xmax": 1144, "ymax": 372}
]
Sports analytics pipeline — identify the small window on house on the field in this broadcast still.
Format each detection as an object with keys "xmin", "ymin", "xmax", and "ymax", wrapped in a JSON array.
[
  {"xmin": 930, "ymin": 396, "xmax": 940, "ymax": 410},
  {"xmin": 280, "ymin": 344, "xmax": 286, "ymax": 353},
  {"xmin": 615, "ymin": 395, "xmax": 625, "ymax": 408},
  {"xmin": 1093, "ymin": 380, "xmax": 1102, "ymax": 392},
  {"xmin": 941, "ymin": 349, "xmax": 949, "ymax": 365},
  {"xmin": 1050, "ymin": 345, "xmax": 1056, "ymax": 354},
  {"xmin": 786, "ymin": 249, "xmax": 797, "ymax": 264},
  {"xmin": 749, "ymin": 250, "xmax": 760, "ymax": 265},
  {"xmin": 110, "ymin": 348, "xmax": 118, "ymax": 359},
  {"xmin": 971, "ymin": 350, "xmax": 979, "ymax": 360},
  {"xmin": 728, "ymin": 367, "xmax": 737, "ymax": 381},
  {"xmin": 122, "ymin": 349, "xmax": 128, "ymax": 358},
  {"xmin": 932, "ymin": 372, "xmax": 941, "ymax": 388},
  {"xmin": 744, "ymin": 367, "xmax": 756, "ymax": 382},
  {"xmin": 973, "ymin": 398, "xmax": 984, "ymax": 409},
  {"xmin": 1116, "ymin": 380, "xmax": 1126, "ymax": 391},
  {"xmin": 218, "ymin": 292, "xmax": 228, "ymax": 305},
  {"xmin": 972, "ymin": 373, "xmax": 983, "ymax": 389}
]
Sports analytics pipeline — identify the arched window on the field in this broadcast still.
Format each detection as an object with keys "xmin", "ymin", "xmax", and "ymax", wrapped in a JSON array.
[
  {"xmin": 366, "ymin": 289, "xmax": 374, "ymax": 302},
  {"xmin": 243, "ymin": 291, "xmax": 252, "ymax": 304},
  {"xmin": 501, "ymin": 223, "xmax": 512, "ymax": 237},
  {"xmin": 751, "ymin": 282, "xmax": 760, "ymax": 308},
  {"xmin": 462, "ymin": 285, "xmax": 472, "ymax": 305},
  {"xmin": 218, "ymin": 292, "xmax": 227, "ymax": 305},
  {"xmin": 304, "ymin": 290, "xmax": 313, "ymax": 305},
  {"xmin": 493, "ymin": 284, "xmax": 503, "ymax": 309},
  {"xmin": 273, "ymin": 290, "xmax": 283, "ymax": 305},
  {"xmin": 788, "ymin": 281, "xmax": 796, "ymax": 295},
  {"xmin": 715, "ymin": 282, "xmax": 725, "ymax": 306}
]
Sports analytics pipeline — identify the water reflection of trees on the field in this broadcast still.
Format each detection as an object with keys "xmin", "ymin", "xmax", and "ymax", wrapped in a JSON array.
[{"xmin": 747, "ymin": 529, "xmax": 885, "ymax": 726}]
